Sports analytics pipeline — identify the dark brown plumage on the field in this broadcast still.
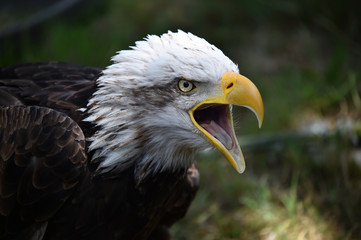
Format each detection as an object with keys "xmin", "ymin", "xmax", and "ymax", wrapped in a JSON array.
[
  {"xmin": 0, "ymin": 62, "xmax": 199, "ymax": 240},
  {"xmin": 0, "ymin": 31, "xmax": 265, "ymax": 240}
]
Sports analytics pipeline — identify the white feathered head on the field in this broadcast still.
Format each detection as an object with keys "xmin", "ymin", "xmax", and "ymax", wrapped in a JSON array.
[{"xmin": 85, "ymin": 30, "xmax": 264, "ymax": 180}]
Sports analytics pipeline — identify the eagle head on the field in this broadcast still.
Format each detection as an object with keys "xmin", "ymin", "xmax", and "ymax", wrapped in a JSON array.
[{"xmin": 85, "ymin": 30, "xmax": 264, "ymax": 180}]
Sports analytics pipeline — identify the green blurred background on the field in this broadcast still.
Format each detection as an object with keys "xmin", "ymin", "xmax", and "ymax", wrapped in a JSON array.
[{"xmin": 1, "ymin": 0, "xmax": 361, "ymax": 239}]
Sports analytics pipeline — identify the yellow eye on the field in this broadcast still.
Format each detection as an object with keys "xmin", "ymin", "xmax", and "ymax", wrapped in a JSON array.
[{"xmin": 177, "ymin": 79, "xmax": 196, "ymax": 93}]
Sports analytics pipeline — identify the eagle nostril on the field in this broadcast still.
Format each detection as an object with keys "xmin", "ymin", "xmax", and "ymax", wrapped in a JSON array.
[{"xmin": 226, "ymin": 82, "xmax": 234, "ymax": 89}]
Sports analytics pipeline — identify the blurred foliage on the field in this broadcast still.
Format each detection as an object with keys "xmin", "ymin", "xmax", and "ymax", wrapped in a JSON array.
[{"xmin": 1, "ymin": 0, "xmax": 361, "ymax": 239}]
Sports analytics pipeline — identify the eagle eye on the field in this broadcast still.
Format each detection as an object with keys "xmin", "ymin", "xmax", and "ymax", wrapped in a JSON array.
[{"xmin": 177, "ymin": 79, "xmax": 196, "ymax": 93}]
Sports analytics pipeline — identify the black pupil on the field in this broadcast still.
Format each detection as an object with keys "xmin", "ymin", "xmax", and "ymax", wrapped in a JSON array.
[{"xmin": 183, "ymin": 81, "xmax": 190, "ymax": 89}]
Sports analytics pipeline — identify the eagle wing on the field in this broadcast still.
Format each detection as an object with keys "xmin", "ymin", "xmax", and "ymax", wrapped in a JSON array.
[
  {"xmin": 0, "ymin": 62, "xmax": 98, "ymax": 239},
  {"xmin": 0, "ymin": 106, "xmax": 87, "ymax": 239}
]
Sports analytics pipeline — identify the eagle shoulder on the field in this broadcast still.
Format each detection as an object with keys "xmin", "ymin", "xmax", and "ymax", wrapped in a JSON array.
[{"xmin": 0, "ymin": 62, "xmax": 100, "ymax": 126}]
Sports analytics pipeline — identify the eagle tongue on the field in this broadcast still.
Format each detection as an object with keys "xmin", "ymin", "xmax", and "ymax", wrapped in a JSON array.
[{"xmin": 200, "ymin": 120, "xmax": 233, "ymax": 150}]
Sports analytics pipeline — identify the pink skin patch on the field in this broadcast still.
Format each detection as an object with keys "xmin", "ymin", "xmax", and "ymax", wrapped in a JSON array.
[
  {"xmin": 200, "ymin": 120, "xmax": 233, "ymax": 150},
  {"xmin": 194, "ymin": 104, "xmax": 235, "ymax": 150}
]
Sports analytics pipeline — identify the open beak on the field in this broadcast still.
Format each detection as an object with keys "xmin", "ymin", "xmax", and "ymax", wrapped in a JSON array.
[{"xmin": 189, "ymin": 72, "xmax": 264, "ymax": 173}]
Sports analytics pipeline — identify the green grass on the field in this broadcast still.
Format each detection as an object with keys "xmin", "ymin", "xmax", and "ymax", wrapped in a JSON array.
[{"xmin": 1, "ymin": 0, "xmax": 360, "ymax": 239}]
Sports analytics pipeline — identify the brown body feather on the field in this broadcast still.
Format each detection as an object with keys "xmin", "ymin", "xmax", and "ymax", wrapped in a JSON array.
[{"xmin": 0, "ymin": 62, "xmax": 199, "ymax": 240}]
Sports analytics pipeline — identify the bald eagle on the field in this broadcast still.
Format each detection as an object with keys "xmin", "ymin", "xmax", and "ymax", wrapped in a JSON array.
[{"xmin": 0, "ymin": 31, "xmax": 263, "ymax": 240}]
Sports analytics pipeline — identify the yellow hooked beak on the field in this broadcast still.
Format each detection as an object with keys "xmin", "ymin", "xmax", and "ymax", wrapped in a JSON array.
[{"xmin": 189, "ymin": 72, "xmax": 264, "ymax": 173}]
